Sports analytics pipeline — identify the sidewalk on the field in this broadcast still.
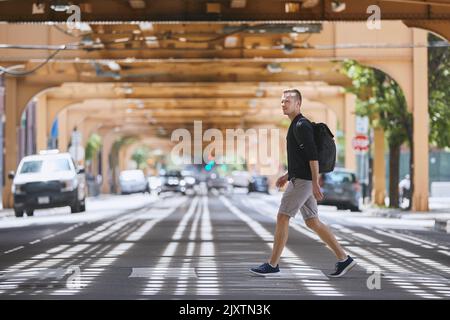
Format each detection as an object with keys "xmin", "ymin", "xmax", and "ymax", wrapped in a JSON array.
[
  {"xmin": 365, "ymin": 197, "xmax": 450, "ymax": 233},
  {"xmin": 365, "ymin": 197, "xmax": 450, "ymax": 217}
]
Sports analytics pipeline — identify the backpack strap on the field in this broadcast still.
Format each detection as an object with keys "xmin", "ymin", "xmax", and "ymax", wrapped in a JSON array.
[{"xmin": 292, "ymin": 116, "xmax": 311, "ymax": 150}]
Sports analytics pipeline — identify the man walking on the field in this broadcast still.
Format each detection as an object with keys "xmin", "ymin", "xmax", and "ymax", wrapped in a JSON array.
[{"xmin": 250, "ymin": 89, "xmax": 356, "ymax": 278}]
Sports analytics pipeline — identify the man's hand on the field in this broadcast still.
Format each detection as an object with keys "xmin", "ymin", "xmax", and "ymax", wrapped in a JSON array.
[
  {"xmin": 276, "ymin": 173, "xmax": 289, "ymax": 189},
  {"xmin": 312, "ymin": 181, "xmax": 323, "ymax": 201},
  {"xmin": 309, "ymin": 160, "xmax": 323, "ymax": 201}
]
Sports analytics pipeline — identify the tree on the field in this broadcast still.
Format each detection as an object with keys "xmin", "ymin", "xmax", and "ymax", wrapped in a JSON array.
[
  {"xmin": 342, "ymin": 36, "xmax": 449, "ymax": 209},
  {"xmin": 132, "ymin": 146, "xmax": 150, "ymax": 169},
  {"xmin": 85, "ymin": 134, "xmax": 103, "ymax": 176},
  {"xmin": 341, "ymin": 60, "xmax": 412, "ymax": 209},
  {"xmin": 110, "ymin": 136, "xmax": 137, "ymax": 193},
  {"xmin": 428, "ymin": 33, "xmax": 450, "ymax": 149},
  {"xmin": 85, "ymin": 134, "xmax": 102, "ymax": 161}
]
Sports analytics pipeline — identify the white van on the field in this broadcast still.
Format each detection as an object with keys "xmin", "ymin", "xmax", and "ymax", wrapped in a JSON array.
[
  {"xmin": 119, "ymin": 170, "xmax": 149, "ymax": 194},
  {"xmin": 9, "ymin": 150, "xmax": 86, "ymax": 217}
]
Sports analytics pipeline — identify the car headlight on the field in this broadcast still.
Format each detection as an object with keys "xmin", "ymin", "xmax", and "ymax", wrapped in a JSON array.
[
  {"xmin": 12, "ymin": 184, "xmax": 25, "ymax": 195},
  {"xmin": 62, "ymin": 178, "xmax": 78, "ymax": 191}
]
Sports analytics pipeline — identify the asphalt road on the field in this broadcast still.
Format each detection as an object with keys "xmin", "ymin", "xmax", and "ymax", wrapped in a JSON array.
[{"xmin": 0, "ymin": 191, "xmax": 449, "ymax": 300}]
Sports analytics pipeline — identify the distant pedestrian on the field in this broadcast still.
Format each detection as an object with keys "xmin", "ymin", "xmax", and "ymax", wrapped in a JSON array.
[{"xmin": 399, "ymin": 174, "xmax": 411, "ymax": 207}]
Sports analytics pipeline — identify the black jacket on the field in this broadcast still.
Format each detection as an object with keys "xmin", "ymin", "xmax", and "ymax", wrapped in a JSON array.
[{"xmin": 287, "ymin": 114, "xmax": 319, "ymax": 181}]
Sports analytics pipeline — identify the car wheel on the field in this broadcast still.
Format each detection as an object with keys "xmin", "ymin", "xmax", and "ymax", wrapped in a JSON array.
[
  {"xmin": 80, "ymin": 200, "xmax": 86, "ymax": 212},
  {"xmin": 14, "ymin": 209, "xmax": 24, "ymax": 218},
  {"xmin": 71, "ymin": 201, "xmax": 81, "ymax": 214},
  {"xmin": 26, "ymin": 209, "xmax": 34, "ymax": 217},
  {"xmin": 349, "ymin": 205, "xmax": 361, "ymax": 212}
]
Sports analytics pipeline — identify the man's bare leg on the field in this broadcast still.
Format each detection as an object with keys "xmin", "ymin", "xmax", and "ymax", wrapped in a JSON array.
[
  {"xmin": 269, "ymin": 213, "xmax": 291, "ymax": 266},
  {"xmin": 305, "ymin": 217, "xmax": 347, "ymax": 260}
]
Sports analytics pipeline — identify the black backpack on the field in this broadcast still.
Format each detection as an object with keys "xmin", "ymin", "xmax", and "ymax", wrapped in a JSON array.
[{"xmin": 293, "ymin": 119, "xmax": 336, "ymax": 173}]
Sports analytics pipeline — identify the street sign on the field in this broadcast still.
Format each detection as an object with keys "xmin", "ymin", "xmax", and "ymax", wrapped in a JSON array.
[
  {"xmin": 356, "ymin": 116, "xmax": 369, "ymax": 134},
  {"xmin": 71, "ymin": 131, "xmax": 82, "ymax": 146},
  {"xmin": 69, "ymin": 145, "xmax": 85, "ymax": 161},
  {"xmin": 352, "ymin": 134, "xmax": 369, "ymax": 152}
]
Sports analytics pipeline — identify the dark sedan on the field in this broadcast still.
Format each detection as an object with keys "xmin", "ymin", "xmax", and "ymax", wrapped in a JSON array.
[
  {"xmin": 318, "ymin": 169, "xmax": 361, "ymax": 212},
  {"xmin": 158, "ymin": 170, "xmax": 187, "ymax": 195},
  {"xmin": 248, "ymin": 175, "xmax": 270, "ymax": 194}
]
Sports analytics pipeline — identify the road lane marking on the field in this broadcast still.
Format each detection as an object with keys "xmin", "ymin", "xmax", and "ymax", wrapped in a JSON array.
[
  {"xmin": 142, "ymin": 197, "xmax": 199, "ymax": 295},
  {"xmin": 388, "ymin": 248, "xmax": 419, "ymax": 258},
  {"xmin": 174, "ymin": 242, "xmax": 197, "ymax": 296},
  {"xmin": 373, "ymin": 229, "xmax": 430, "ymax": 246},
  {"xmin": 189, "ymin": 198, "xmax": 203, "ymax": 240},
  {"xmin": 51, "ymin": 197, "xmax": 188, "ymax": 295},
  {"xmin": 0, "ymin": 196, "xmax": 186, "ymax": 296},
  {"xmin": 244, "ymin": 195, "xmax": 450, "ymax": 298},
  {"xmin": 3, "ymin": 246, "xmax": 25, "ymax": 254},
  {"xmin": 219, "ymin": 196, "xmax": 342, "ymax": 297},
  {"xmin": 197, "ymin": 196, "xmax": 219, "ymax": 295},
  {"xmin": 438, "ymin": 250, "xmax": 450, "ymax": 257}
]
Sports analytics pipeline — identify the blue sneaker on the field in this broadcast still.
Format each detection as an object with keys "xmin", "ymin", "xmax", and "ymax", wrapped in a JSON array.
[
  {"xmin": 329, "ymin": 256, "xmax": 357, "ymax": 278},
  {"xmin": 250, "ymin": 262, "xmax": 280, "ymax": 276}
]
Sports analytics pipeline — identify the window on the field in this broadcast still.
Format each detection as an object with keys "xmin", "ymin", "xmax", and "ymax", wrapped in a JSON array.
[
  {"xmin": 20, "ymin": 161, "xmax": 43, "ymax": 174},
  {"xmin": 326, "ymin": 172, "xmax": 356, "ymax": 183},
  {"xmin": 44, "ymin": 159, "xmax": 72, "ymax": 172}
]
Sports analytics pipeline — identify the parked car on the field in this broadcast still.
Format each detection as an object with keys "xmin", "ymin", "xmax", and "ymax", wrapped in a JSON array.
[
  {"xmin": 206, "ymin": 173, "xmax": 232, "ymax": 193},
  {"xmin": 318, "ymin": 168, "xmax": 361, "ymax": 212},
  {"xmin": 119, "ymin": 170, "xmax": 149, "ymax": 194},
  {"xmin": 248, "ymin": 175, "xmax": 270, "ymax": 194},
  {"xmin": 158, "ymin": 170, "xmax": 186, "ymax": 195},
  {"xmin": 8, "ymin": 150, "xmax": 86, "ymax": 217},
  {"xmin": 230, "ymin": 171, "xmax": 251, "ymax": 188}
]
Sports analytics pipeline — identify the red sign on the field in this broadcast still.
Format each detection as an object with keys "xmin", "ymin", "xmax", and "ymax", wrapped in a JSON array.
[{"xmin": 352, "ymin": 134, "xmax": 369, "ymax": 151}]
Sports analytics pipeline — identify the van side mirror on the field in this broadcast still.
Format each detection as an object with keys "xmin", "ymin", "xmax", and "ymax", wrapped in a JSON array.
[
  {"xmin": 77, "ymin": 168, "xmax": 85, "ymax": 174},
  {"xmin": 8, "ymin": 171, "xmax": 15, "ymax": 179}
]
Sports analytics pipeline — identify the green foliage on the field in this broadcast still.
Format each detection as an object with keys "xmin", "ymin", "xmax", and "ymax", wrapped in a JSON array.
[
  {"xmin": 132, "ymin": 146, "xmax": 150, "ymax": 169},
  {"xmin": 112, "ymin": 136, "xmax": 136, "ymax": 153},
  {"xmin": 428, "ymin": 34, "xmax": 450, "ymax": 148},
  {"xmin": 342, "ymin": 34, "xmax": 450, "ymax": 148},
  {"xmin": 341, "ymin": 60, "xmax": 412, "ymax": 146},
  {"xmin": 85, "ymin": 134, "xmax": 102, "ymax": 161},
  {"xmin": 110, "ymin": 135, "xmax": 137, "ymax": 168}
]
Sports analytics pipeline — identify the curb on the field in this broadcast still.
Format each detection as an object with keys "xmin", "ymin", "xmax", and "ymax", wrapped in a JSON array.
[{"xmin": 434, "ymin": 219, "xmax": 450, "ymax": 234}]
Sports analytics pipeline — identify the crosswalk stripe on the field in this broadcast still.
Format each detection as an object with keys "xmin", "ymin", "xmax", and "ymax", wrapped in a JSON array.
[
  {"xmin": 0, "ymin": 196, "xmax": 186, "ymax": 296},
  {"xmin": 219, "ymin": 195, "xmax": 343, "ymax": 297}
]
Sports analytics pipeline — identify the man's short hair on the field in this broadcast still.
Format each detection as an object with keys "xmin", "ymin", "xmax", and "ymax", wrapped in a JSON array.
[{"xmin": 283, "ymin": 89, "xmax": 302, "ymax": 104}]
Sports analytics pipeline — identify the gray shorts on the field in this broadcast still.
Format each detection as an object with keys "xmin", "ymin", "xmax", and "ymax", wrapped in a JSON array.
[{"xmin": 278, "ymin": 178, "xmax": 318, "ymax": 220}]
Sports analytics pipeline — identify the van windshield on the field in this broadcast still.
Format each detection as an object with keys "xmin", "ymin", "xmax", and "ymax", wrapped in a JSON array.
[
  {"xmin": 20, "ymin": 161, "xmax": 43, "ymax": 173},
  {"xmin": 120, "ymin": 171, "xmax": 144, "ymax": 180},
  {"xmin": 20, "ymin": 159, "xmax": 72, "ymax": 174}
]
